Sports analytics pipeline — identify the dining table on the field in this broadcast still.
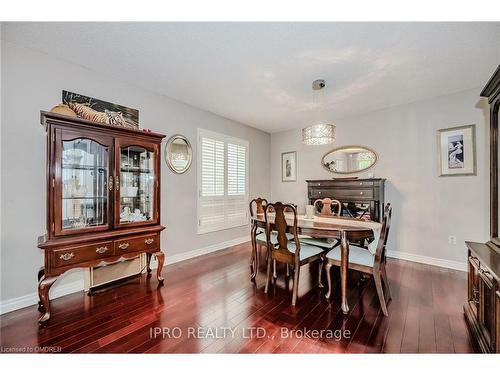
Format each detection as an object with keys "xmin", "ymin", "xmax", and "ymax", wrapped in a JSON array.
[{"xmin": 250, "ymin": 212, "xmax": 382, "ymax": 314}]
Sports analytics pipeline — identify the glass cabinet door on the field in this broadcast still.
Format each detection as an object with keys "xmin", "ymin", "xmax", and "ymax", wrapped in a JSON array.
[
  {"xmin": 117, "ymin": 142, "xmax": 156, "ymax": 225},
  {"xmin": 56, "ymin": 133, "xmax": 112, "ymax": 234}
]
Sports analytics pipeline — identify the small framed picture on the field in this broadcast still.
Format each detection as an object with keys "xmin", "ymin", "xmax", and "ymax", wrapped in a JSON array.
[
  {"xmin": 437, "ymin": 124, "xmax": 476, "ymax": 177},
  {"xmin": 282, "ymin": 151, "xmax": 297, "ymax": 182}
]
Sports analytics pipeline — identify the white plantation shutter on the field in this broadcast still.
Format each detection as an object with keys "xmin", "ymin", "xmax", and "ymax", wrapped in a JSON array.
[{"xmin": 198, "ymin": 129, "xmax": 249, "ymax": 234}]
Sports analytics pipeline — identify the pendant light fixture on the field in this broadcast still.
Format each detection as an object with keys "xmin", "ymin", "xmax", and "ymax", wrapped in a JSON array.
[{"xmin": 302, "ymin": 79, "xmax": 336, "ymax": 145}]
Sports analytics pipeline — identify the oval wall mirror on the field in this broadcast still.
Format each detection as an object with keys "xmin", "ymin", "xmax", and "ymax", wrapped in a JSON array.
[
  {"xmin": 321, "ymin": 145, "xmax": 378, "ymax": 174},
  {"xmin": 165, "ymin": 134, "xmax": 192, "ymax": 174}
]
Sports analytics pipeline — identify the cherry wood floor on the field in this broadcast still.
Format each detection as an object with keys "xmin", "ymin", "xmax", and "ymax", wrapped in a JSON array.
[{"xmin": 0, "ymin": 242, "xmax": 476, "ymax": 353}]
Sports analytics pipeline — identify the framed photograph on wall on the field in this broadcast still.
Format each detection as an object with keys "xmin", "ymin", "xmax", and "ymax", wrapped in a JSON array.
[
  {"xmin": 437, "ymin": 124, "xmax": 476, "ymax": 177},
  {"xmin": 282, "ymin": 151, "xmax": 297, "ymax": 182}
]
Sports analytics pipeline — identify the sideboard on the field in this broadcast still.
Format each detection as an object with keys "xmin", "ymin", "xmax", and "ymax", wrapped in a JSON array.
[
  {"xmin": 37, "ymin": 111, "xmax": 166, "ymax": 324},
  {"xmin": 464, "ymin": 64, "xmax": 500, "ymax": 352},
  {"xmin": 306, "ymin": 178, "xmax": 385, "ymax": 222}
]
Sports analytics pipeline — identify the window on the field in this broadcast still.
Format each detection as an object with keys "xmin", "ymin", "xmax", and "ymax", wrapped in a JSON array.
[{"xmin": 198, "ymin": 129, "xmax": 249, "ymax": 234}]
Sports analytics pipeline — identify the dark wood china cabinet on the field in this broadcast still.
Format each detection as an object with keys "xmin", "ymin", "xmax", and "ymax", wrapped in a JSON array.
[
  {"xmin": 37, "ymin": 111, "xmax": 166, "ymax": 324},
  {"xmin": 464, "ymin": 65, "xmax": 500, "ymax": 353}
]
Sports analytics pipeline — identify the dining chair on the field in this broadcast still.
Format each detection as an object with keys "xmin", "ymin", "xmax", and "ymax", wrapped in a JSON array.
[
  {"xmin": 299, "ymin": 198, "xmax": 342, "ymax": 251},
  {"xmin": 249, "ymin": 198, "xmax": 268, "ymax": 280},
  {"xmin": 324, "ymin": 203, "xmax": 393, "ymax": 315},
  {"xmin": 314, "ymin": 198, "xmax": 342, "ymax": 216},
  {"xmin": 264, "ymin": 202, "xmax": 324, "ymax": 306}
]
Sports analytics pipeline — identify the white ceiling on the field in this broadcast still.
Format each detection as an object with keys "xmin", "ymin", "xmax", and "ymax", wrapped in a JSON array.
[{"xmin": 3, "ymin": 22, "xmax": 500, "ymax": 133}]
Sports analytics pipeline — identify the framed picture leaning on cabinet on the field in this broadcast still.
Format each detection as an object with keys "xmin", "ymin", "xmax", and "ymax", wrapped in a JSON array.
[{"xmin": 437, "ymin": 124, "xmax": 477, "ymax": 177}]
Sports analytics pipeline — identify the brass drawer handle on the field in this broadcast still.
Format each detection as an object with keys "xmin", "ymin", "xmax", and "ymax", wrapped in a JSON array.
[
  {"xmin": 59, "ymin": 252, "xmax": 74, "ymax": 261},
  {"xmin": 118, "ymin": 243, "xmax": 129, "ymax": 250},
  {"xmin": 145, "ymin": 238, "xmax": 154, "ymax": 245},
  {"xmin": 360, "ymin": 191, "xmax": 364, "ymax": 195},
  {"xmin": 96, "ymin": 246, "xmax": 108, "ymax": 254},
  {"xmin": 472, "ymin": 288, "xmax": 479, "ymax": 304},
  {"xmin": 109, "ymin": 176, "xmax": 113, "ymax": 191}
]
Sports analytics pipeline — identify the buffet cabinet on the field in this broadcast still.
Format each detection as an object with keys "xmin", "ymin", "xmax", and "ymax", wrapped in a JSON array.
[
  {"xmin": 464, "ymin": 242, "xmax": 500, "ymax": 353},
  {"xmin": 464, "ymin": 65, "xmax": 500, "ymax": 352},
  {"xmin": 37, "ymin": 111, "xmax": 166, "ymax": 324},
  {"xmin": 306, "ymin": 178, "xmax": 385, "ymax": 222}
]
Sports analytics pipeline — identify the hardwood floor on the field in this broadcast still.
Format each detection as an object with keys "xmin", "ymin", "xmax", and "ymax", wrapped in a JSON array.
[{"xmin": 0, "ymin": 242, "xmax": 476, "ymax": 353}]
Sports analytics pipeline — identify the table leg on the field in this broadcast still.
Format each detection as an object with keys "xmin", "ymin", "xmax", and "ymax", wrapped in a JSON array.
[
  {"xmin": 340, "ymin": 231, "xmax": 350, "ymax": 315},
  {"xmin": 250, "ymin": 223, "xmax": 258, "ymax": 280}
]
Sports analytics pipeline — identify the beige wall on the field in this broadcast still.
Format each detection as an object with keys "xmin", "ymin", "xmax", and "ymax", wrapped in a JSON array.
[
  {"xmin": 270, "ymin": 89, "xmax": 490, "ymax": 267},
  {"xmin": 0, "ymin": 41, "xmax": 270, "ymax": 304}
]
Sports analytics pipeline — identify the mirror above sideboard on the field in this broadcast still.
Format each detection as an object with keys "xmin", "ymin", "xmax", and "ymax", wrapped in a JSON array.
[{"xmin": 321, "ymin": 145, "xmax": 377, "ymax": 174}]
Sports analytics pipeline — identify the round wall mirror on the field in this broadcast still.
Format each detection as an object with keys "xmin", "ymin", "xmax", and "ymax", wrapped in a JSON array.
[
  {"xmin": 165, "ymin": 134, "xmax": 192, "ymax": 174},
  {"xmin": 321, "ymin": 145, "xmax": 378, "ymax": 174}
]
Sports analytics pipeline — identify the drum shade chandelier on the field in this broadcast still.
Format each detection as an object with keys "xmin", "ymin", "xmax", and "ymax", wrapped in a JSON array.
[{"xmin": 302, "ymin": 79, "xmax": 336, "ymax": 145}]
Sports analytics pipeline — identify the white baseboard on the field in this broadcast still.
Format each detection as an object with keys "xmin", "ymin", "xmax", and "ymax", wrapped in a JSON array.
[
  {"xmin": 166, "ymin": 235, "xmax": 250, "ymax": 265},
  {"xmin": 0, "ymin": 279, "xmax": 84, "ymax": 315},
  {"xmin": 386, "ymin": 250, "xmax": 467, "ymax": 272},
  {"xmin": 0, "ymin": 235, "xmax": 250, "ymax": 315}
]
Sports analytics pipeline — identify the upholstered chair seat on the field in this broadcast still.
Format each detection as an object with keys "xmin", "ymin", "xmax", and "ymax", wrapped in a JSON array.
[
  {"xmin": 325, "ymin": 245, "xmax": 374, "ymax": 267},
  {"xmin": 299, "ymin": 235, "xmax": 338, "ymax": 250},
  {"xmin": 256, "ymin": 232, "xmax": 293, "ymax": 245},
  {"xmin": 283, "ymin": 241, "xmax": 324, "ymax": 261}
]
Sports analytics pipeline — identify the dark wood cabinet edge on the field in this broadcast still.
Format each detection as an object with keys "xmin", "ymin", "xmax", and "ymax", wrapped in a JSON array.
[
  {"xmin": 38, "ymin": 224, "xmax": 165, "ymax": 249},
  {"xmin": 466, "ymin": 241, "xmax": 500, "ymax": 282},
  {"xmin": 481, "ymin": 64, "xmax": 500, "ymax": 103},
  {"xmin": 40, "ymin": 111, "xmax": 166, "ymax": 141},
  {"xmin": 305, "ymin": 178, "xmax": 386, "ymax": 182},
  {"xmin": 464, "ymin": 302, "xmax": 491, "ymax": 353}
]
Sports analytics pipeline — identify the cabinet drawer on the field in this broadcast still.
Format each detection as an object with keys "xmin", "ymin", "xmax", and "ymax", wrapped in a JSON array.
[
  {"xmin": 312, "ymin": 188, "xmax": 374, "ymax": 200},
  {"xmin": 114, "ymin": 234, "xmax": 159, "ymax": 254},
  {"xmin": 309, "ymin": 181, "xmax": 374, "ymax": 188},
  {"xmin": 53, "ymin": 241, "xmax": 113, "ymax": 268}
]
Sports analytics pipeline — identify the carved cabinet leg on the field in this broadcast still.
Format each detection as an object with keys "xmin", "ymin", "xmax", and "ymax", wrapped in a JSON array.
[
  {"xmin": 37, "ymin": 267, "xmax": 46, "ymax": 311},
  {"xmin": 38, "ymin": 275, "xmax": 58, "ymax": 324},
  {"xmin": 153, "ymin": 251, "xmax": 165, "ymax": 284},
  {"xmin": 146, "ymin": 253, "xmax": 152, "ymax": 275}
]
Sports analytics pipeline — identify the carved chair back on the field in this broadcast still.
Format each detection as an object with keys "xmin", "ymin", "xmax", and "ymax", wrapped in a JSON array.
[
  {"xmin": 314, "ymin": 198, "xmax": 342, "ymax": 216},
  {"xmin": 264, "ymin": 202, "xmax": 301, "ymax": 264},
  {"xmin": 249, "ymin": 197, "xmax": 268, "ymax": 217},
  {"xmin": 374, "ymin": 203, "xmax": 392, "ymax": 268}
]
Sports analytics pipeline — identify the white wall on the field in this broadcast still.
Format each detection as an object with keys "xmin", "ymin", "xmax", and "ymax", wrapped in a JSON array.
[
  {"xmin": 270, "ymin": 89, "xmax": 490, "ymax": 268},
  {"xmin": 0, "ymin": 41, "xmax": 270, "ymax": 306}
]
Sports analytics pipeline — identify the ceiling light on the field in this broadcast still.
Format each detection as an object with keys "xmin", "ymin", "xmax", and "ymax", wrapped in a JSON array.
[{"xmin": 302, "ymin": 79, "xmax": 336, "ymax": 146}]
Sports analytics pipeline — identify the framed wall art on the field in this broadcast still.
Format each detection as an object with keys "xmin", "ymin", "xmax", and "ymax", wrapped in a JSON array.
[
  {"xmin": 282, "ymin": 151, "xmax": 297, "ymax": 182},
  {"xmin": 437, "ymin": 124, "xmax": 476, "ymax": 177}
]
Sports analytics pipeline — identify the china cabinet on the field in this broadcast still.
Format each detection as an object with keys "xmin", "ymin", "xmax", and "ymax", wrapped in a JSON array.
[
  {"xmin": 37, "ymin": 111, "xmax": 166, "ymax": 324},
  {"xmin": 464, "ymin": 64, "xmax": 500, "ymax": 353}
]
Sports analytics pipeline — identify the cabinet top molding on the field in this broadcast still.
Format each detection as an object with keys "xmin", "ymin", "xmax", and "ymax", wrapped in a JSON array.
[
  {"xmin": 480, "ymin": 64, "xmax": 500, "ymax": 103},
  {"xmin": 40, "ymin": 111, "xmax": 166, "ymax": 141}
]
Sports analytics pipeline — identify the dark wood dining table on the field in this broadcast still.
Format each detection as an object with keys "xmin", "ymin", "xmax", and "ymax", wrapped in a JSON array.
[{"xmin": 250, "ymin": 213, "xmax": 376, "ymax": 314}]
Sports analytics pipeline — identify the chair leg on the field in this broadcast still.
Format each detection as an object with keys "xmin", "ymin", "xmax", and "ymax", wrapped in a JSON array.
[
  {"xmin": 325, "ymin": 263, "xmax": 333, "ymax": 299},
  {"xmin": 292, "ymin": 264, "xmax": 300, "ymax": 306},
  {"xmin": 374, "ymin": 271, "xmax": 388, "ymax": 316},
  {"xmin": 273, "ymin": 259, "xmax": 277, "ymax": 279},
  {"xmin": 381, "ymin": 264, "xmax": 392, "ymax": 302},
  {"xmin": 318, "ymin": 259, "xmax": 324, "ymax": 288},
  {"xmin": 264, "ymin": 254, "xmax": 272, "ymax": 294}
]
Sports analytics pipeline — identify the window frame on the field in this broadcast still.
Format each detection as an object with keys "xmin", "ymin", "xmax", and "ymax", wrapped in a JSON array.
[{"xmin": 197, "ymin": 128, "xmax": 249, "ymax": 234}]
